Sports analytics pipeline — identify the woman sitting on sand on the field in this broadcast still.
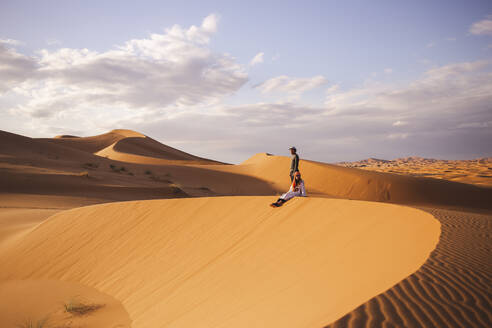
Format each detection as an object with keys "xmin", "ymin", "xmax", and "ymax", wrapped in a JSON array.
[{"xmin": 270, "ymin": 171, "xmax": 307, "ymax": 207}]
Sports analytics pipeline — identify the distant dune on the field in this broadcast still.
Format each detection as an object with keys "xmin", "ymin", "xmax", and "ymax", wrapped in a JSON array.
[
  {"xmin": 41, "ymin": 129, "xmax": 223, "ymax": 165},
  {"xmin": 337, "ymin": 156, "xmax": 492, "ymax": 187},
  {"xmin": 54, "ymin": 134, "xmax": 80, "ymax": 138}
]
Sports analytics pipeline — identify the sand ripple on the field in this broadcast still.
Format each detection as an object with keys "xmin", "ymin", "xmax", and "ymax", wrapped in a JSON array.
[{"xmin": 325, "ymin": 208, "xmax": 492, "ymax": 328}]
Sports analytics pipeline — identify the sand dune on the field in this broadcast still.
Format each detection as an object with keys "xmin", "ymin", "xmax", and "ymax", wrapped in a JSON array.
[
  {"xmin": 228, "ymin": 153, "xmax": 492, "ymax": 210},
  {"xmin": 0, "ymin": 208, "xmax": 60, "ymax": 248},
  {"xmin": 0, "ymin": 130, "xmax": 102, "ymax": 164},
  {"xmin": 0, "ymin": 197, "xmax": 440, "ymax": 328},
  {"xmin": 42, "ymin": 129, "xmax": 147, "ymax": 154},
  {"xmin": 0, "ymin": 279, "xmax": 131, "ymax": 328},
  {"xmin": 0, "ymin": 130, "xmax": 274, "ymax": 205},
  {"xmin": 326, "ymin": 207, "xmax": 492, "ymax": 328},
  {"xmin": 43, "ymin": 129, "xmax": 222, "ymax": 165},
  {"xmin": 338, "ymin": 156, "xmax": 492, "ymax": 187},
  {"xmin": 1, "ymin": 128, "xmax": 491, "ymax": 327},
  {"xmin": 3, "ymin": 130, "xmax": 490, "ymax": 210}
]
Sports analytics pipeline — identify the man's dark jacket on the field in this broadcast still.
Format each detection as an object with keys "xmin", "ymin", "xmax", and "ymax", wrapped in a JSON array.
[{"xmin": 290, "ymin": 153, "xmax": 299, "ymax": 180}]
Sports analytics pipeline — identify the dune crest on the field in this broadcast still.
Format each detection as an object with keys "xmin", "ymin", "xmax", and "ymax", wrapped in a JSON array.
[
  {"xmin": 231, "ymin": 153, "xmax": 492, "ymax": 210},
  {"xmin": 0, "ymin": 197, "xmax": 440, "ymax": 328},
  {"xmin": 40, "ymin": 129, "xmax": 222, "ymax": 164},
  {"xmin": 54, "ymin": 134, "xmax": 80, "ymax": 138}
]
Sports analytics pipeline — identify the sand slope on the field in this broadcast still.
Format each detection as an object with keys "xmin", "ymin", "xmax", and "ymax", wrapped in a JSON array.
[
  {"xmin": 42, "ymin": 129, "xmax": 222, "ymax": 165},
  {"xmin": 0, "ymin": 279, "xmax": 131, "ymax": 328},
  {"xmin": 42, "ymin": 129, "xmax": 143, "ymax": 154},
  {"xmin": 326, "ymin": 207, "xmax": 492, "ymax": 328},
  {"xmin": 0, "ymin": 129, "xmax": 102, "ymax": 164},
  {"xmin": 231, "ymin": 153, "xmax": 492, "ymax": 210},
  {"xmin": 0, "ymin": 197, "xmax": 440, "ymax": 328},
  {"xmin": 0, "ymin": 130, "xmax": 275, "ymax": 207}
]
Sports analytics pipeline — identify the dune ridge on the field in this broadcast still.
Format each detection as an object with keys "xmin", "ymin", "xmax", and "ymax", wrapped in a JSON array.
[
  {"xmin": 232, "ymin": 153, "xmax": 492, "ymax": 210},
  {"xmin": 0, "ymin": 130, "xmax": 274, "ymax": 205},
  {"xmin": 42, "ymin": 129, "xmax": 222, "ymax": 164},
  {"xmin": 42, "ymin": 129, "xmax": 148, "ymax": 154},
  {"xmin": 0, "ymin": 197, "xmax": 440, "ymax": 328}
]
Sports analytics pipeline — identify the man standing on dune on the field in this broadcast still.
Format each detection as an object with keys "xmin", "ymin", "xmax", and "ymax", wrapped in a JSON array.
[{"xmin": 289, "ymin": 146, "xmax": 299, "ymax": 181}]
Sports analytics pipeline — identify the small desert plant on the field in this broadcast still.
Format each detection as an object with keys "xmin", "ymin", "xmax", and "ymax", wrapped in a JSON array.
[
  {"xmin": 82, "ymin": 162, "xmax": 99, "ymax": 169},
  {"xmin": 16, "ymin": 317, "xmax": 49, "ymax": 328},
  {"xmin": 169, "ymin": 183, "xmax": 184, "ymax": 194},
  {"xmin": 110, "ymin": 164, "xmax": 122, "ymax": 173},
  {"xmin": 77, "ymin": 171, "xmax": 90, "ymax": 178},
  {"xmin": 144, "ymin": 170, "xmax": 152, "ymax": 175},
  {"xmin": 64, "ymin": 298, "xmax": 103, "ymax": 316},
  {"xmin": 109, "ymin": 164, "xmax": 130, "ymax": 174},
  {"xmin": 149, "ymin": 175, "xmax": 172, "ymax": 183}
]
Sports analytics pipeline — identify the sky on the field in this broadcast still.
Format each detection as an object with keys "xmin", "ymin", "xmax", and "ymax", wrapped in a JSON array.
[{"xmin": 1, "ymin": 0, "xmax": 491, "ymax": 163}]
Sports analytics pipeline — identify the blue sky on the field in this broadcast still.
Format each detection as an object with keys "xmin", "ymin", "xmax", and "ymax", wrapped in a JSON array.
[{"xmin": 1, "ymin": 1, "xmax": 491, "ymax": 162}]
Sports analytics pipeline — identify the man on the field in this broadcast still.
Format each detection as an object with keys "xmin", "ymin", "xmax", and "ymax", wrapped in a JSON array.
[{"xmin": 289, "ymin": 146, "xmax": 299, "ymax": 182}]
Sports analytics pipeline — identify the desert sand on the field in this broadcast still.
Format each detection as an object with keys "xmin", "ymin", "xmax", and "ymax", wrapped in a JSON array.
[
  {"xmin": 0, "ymin": 129, "xmax": 491, "ymax": 327},
  {"xmin": 338, "ymin": 157, "xmax": 492, "ymax": 187}
]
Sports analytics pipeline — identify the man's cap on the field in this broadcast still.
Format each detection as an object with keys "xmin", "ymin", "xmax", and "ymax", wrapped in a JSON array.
[{"xmin": 289, "ymin": 146, "xmax": 296, "ymax": 151}]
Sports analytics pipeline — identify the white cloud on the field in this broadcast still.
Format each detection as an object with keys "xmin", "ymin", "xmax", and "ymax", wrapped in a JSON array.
[
  {"xmin": 446, "ymin": 37, "xmax": 456, "ymax": 41},
  {"xmin": 470, "ymin": 15, "xmax": 492, "ymax": 35},
  {"xmin": 326, "ymin": 84, "xmax": 339, "ymax": 94},
  {"xmin": 384, "ymin": 68, "xmax": 393, "ymax": 74},
  {"xmin": 457, "ymin": 121, "xmax": 491, "ymax": 128},
  {"xmin": 46, "ymin": 38, "xmax": 61, "ymax": 46},
  {"xmin": 392, "ymin": 120, "xmax": 407, "ymax": 126},
  {"xmin": 249, "ymin": 52, "xmax": 264, "ymax": 66},
  {"xmin": 387, "ymin": 133, "xmax": 410, "ymax": 139},
  {"xmin": 2, "ymin": 14, "xmax": 247, "ymax": 118},
  {"xmin": 0, "ymin": 43, "xmax": 37, "ymax": 92},
  {"xmin": 255, "ymin": 75, "xmax": 327, "ymax": 99},
  {"xmin": 0, "ymin": 38, "xmax": 23, "ymax": 46},
  {"xmin": 201, "ymin": 13, "xmax": 219, "ymax": 34},
  {"xmin": 326, "ymin": 60, "xmax": 492, "ymax": 115},
  {"xmin": 426, "ymin": 42, "xmax": 435, "ymax": 48},
  {"xmin": 319, "ymin": 59, "xmax": 492, "ymax": 158}
]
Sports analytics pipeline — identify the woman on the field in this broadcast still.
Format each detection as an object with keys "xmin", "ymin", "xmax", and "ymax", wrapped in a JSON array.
[{"xmin": 270, "ymin": 171, "xmax": 306, "ymax": 207}]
